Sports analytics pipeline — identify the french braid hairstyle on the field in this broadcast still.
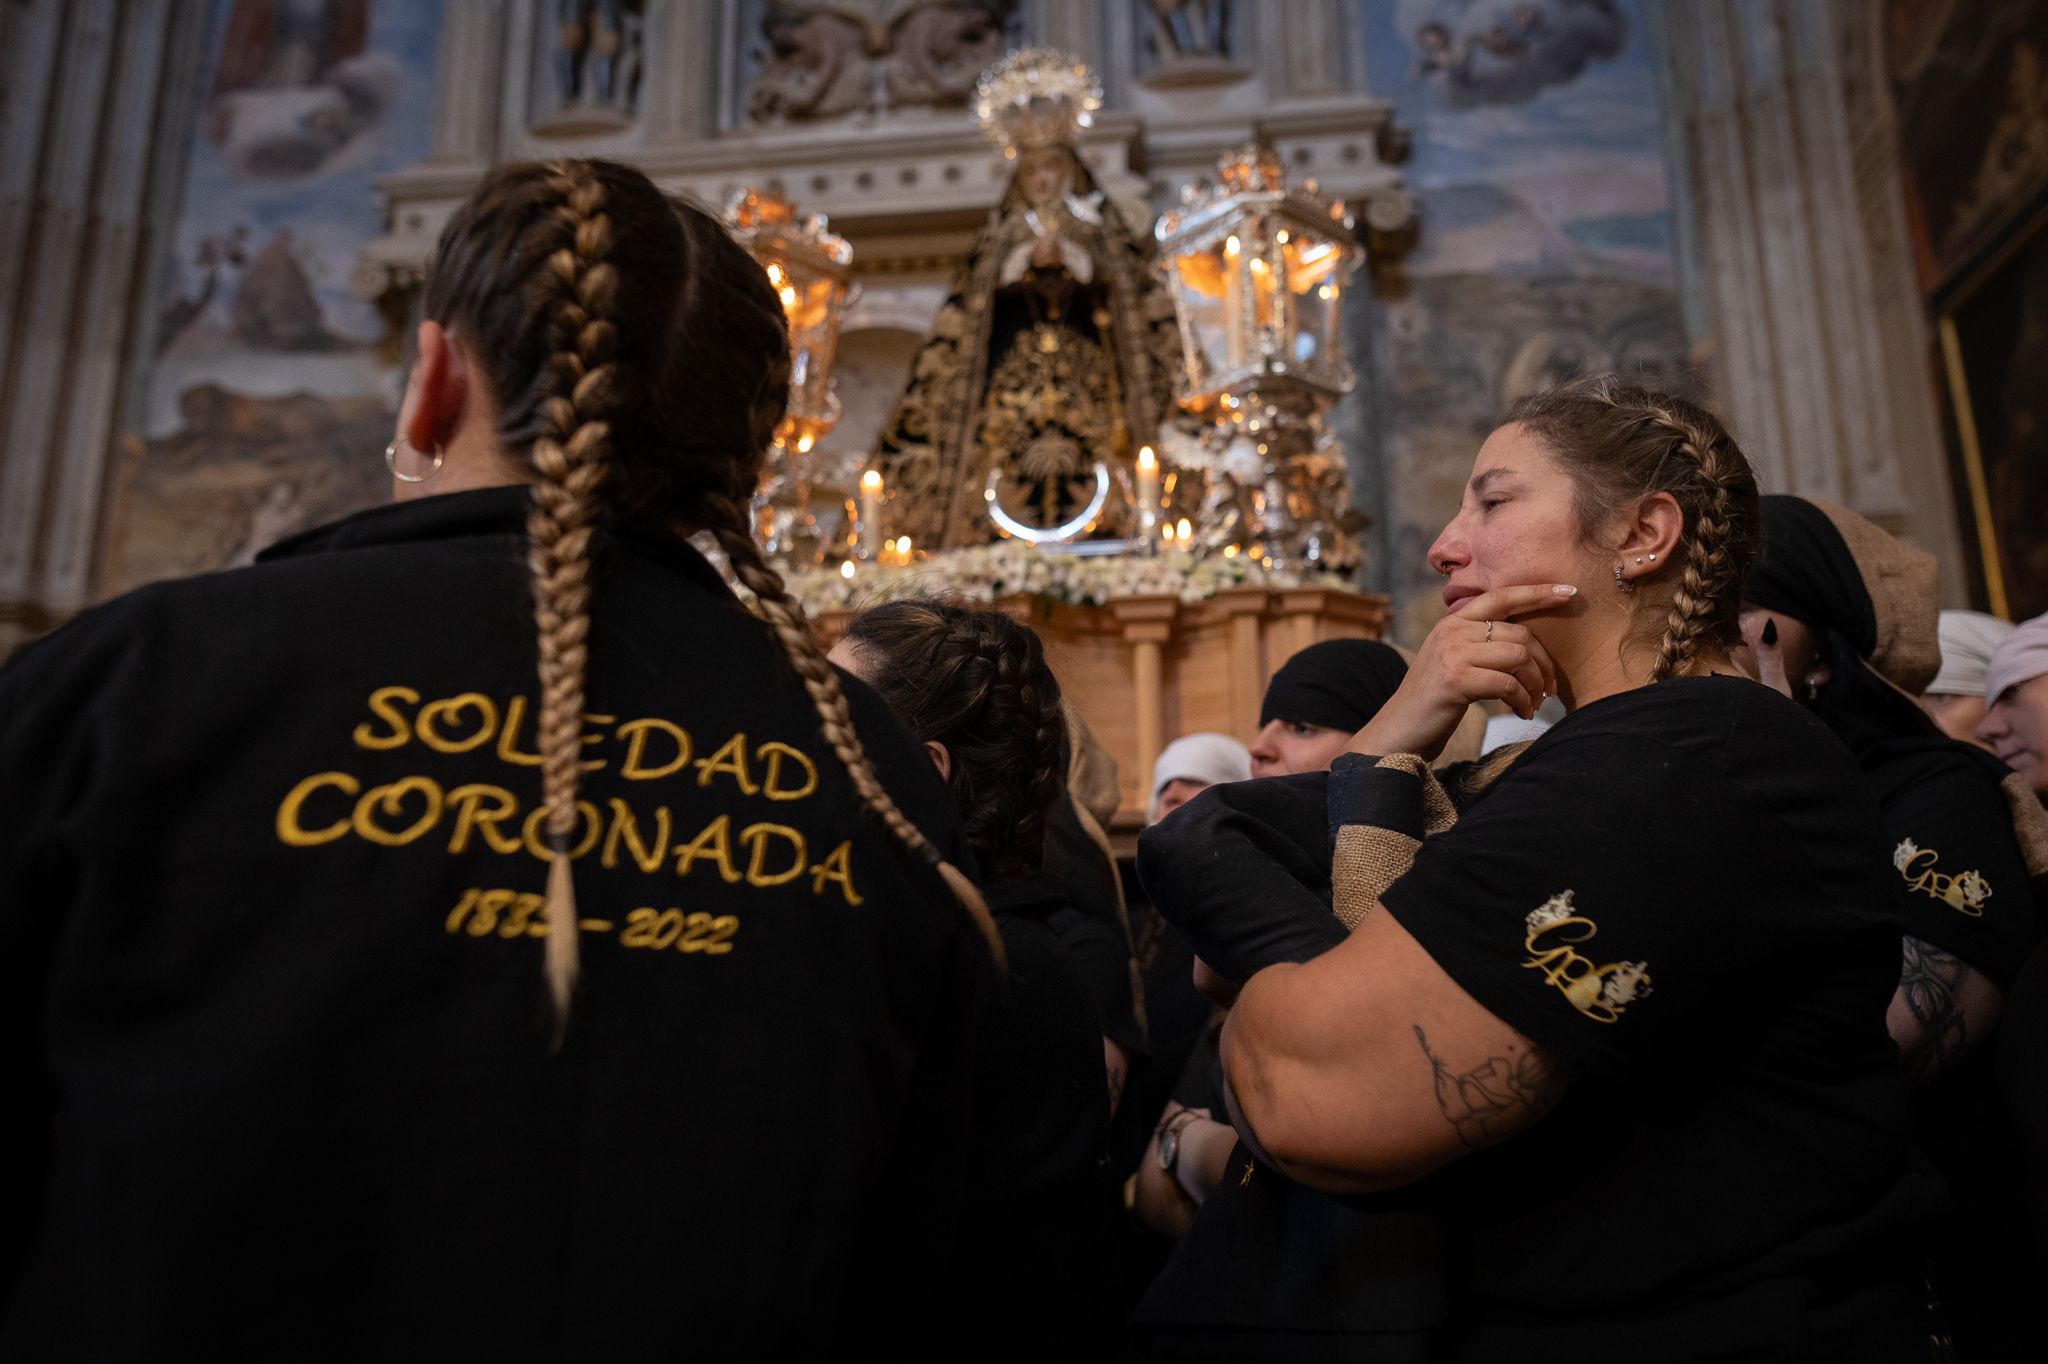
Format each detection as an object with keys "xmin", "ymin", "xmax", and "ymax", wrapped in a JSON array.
[
  {"xmin": 1508, "ymin": 375, "xmax": 1761, "ymax": 682},
  {"xmin": 840, "ymin": 601, "xmax": 1070, "ymax": 884},
  {"xmin": 421, "ymin": 159, "xmax": 996, "ymax": 1032}
]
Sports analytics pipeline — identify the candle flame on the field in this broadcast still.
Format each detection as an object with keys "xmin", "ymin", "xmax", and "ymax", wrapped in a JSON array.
[
  {"xmin": 860, "ymin": 469, "xmax": 883, "ymax": 493},
  {"xmin": 1137, "ymin": 445, "xmax": 1156, "ymax": 472},
  {"xmin": 840, "ymin": 560, "xmax": 856, "ymax": 579},
  {"xmin": 1224, "ymin": 235, "xmax": 1240, "ymax": 256},
  {"xmin": 1176, "ymin": 517, "xmax": 1193, "ymax": 542}
]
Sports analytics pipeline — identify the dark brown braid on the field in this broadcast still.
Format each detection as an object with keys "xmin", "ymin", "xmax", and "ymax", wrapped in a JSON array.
[
  {"xmin": 523, "ymin": 164, "xmax": 618, "ymax": 1021},
  {"xmin": 839, "ymin": 601, "xmax": 1070, "ymax": 883},
  {"xmin": 1508, "ymin": 375, "xmax": 1760, "ymax": 683},
  {"xmin": 420, "ymin": 158, "xmax": 1002, "ymax": 1027}
]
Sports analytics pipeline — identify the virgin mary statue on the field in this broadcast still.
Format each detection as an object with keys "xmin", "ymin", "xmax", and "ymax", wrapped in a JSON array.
[{"xmin": 874, "ymin": 50, "xmax": 1185, "ymax": 547}]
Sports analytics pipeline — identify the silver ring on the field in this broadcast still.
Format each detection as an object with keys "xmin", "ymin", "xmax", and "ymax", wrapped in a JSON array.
[{"xmin": 1483, "ymin": 619, "xmax": 1494, "ymax": 642}]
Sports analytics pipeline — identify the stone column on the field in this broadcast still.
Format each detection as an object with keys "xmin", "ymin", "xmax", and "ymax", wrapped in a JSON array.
[
  {"xmin": 0, "ymin": 1, "xmax": 215, "ymax": 651},
  {"xmin": 641, "ymin": 0, "xmax": 721, "ymax": 143},
  {"xmin": 1033, "ymin": 0, "xmax": 1108, "ymax": 79},
  {"xmin": 427, "ymin": 0, "xmax": 507, "ymax": 166},
  {"xmin": 1262, "ymin": 0, "xmax": 1353, "ymax": 100},
  {"xmin": 1654, "ymin": 0, "xmax": 1965, "ymax": 593}
]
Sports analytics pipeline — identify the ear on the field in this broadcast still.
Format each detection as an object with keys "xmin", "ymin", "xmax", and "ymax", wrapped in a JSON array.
[
  {"xmin": 1614, "ymin": 490, "xmax": 1684, "ymax": 586},
  {"xmin": 397, "ymin": 320, "xmax": 470, "ymax": 455},
  {"xmin": 923, "ymin": 739, "xmax": 953, "ymax": 783}
]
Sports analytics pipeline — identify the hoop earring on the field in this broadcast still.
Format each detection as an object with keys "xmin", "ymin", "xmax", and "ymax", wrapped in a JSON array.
[
  {"xmin": 1614, "ymin": 563, "xmax": 1635, "ymax": 593},
  {"xmin": 385, "ymin": 436, "xmax": 444, "ymax": 484}
]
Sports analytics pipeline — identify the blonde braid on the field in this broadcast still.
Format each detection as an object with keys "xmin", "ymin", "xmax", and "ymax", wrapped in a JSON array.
[
  {"xmin": 703, "ymin": 493, "xmax": 1006, "ymax": 969},
  {"xmin": 526, "ymin": 163, "xmax": 621, "ymax": 1032},
  {"xmin": 1639, "ymin": 402, "xmax": 1743, "ymax": 683}
]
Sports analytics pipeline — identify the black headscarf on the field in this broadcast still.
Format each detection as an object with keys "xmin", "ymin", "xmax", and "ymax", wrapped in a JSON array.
[
  {"xmin": 1259, "ymin": 639, "xmax": 1409, "ymax": 732},
  {"xmin": 1745, "ymin": 496, "xmax": 1882, "ymax": 661},
  {"xmin": 1745, "ymin": 494, "xmax": 1997, "ymax": 771}
]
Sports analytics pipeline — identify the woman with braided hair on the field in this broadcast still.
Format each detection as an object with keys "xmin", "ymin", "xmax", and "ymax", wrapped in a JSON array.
[
  {"xmin": 1140, "ymin": 377, "xmax": 1929, "ymax": 1360},
  {"xmin": 831, "ymin": 599, "xmax": 1119, "ymax": 1344},
  {"xmin": 0, "ymin": 160, "xmax": 996, "ymax": 1358}
]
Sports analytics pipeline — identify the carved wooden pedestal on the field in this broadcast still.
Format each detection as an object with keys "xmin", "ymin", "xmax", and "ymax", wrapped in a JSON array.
[{"xmin": 818, "ymin": 585, "xmax": 1390, "ymax": 833}]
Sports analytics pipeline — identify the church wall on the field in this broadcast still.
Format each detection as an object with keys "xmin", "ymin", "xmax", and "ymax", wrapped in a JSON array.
[
  {"xmin": 103, "ymin": 0, "xmax": 445, "ymax": 594},
  {"xmin": 1356, "ymin": 0, "xmax": 1693, "ymax": 644}
]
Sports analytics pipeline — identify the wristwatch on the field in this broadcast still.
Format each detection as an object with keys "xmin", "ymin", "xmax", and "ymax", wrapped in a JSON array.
[{"xmin": 1158, "ymin": 1110, "xmax": 1200, "ymax": 1174}]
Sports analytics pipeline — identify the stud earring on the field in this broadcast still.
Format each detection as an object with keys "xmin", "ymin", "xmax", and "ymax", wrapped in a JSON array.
[
  {"xmin": 1647, "ymin": 552, "xmax": 1657, "ymax": 561},
  {"xmin": 385, "ymin": 436, "xmax": 444, "ymax": 484}
]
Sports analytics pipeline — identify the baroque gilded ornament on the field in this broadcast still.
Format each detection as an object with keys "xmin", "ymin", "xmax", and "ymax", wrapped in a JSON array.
[
  {"xmin": 1154, "ymin": 142, "xmax": 1369, "ymax": 569},
  {"xmin": 723, "ymin": 186, "xmax": 854, "ymax": 569}
]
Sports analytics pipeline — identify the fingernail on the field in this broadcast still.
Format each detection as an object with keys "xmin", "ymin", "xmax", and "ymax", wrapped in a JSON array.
[
  {"xmin": 1762, "ymin": 619, "xmax": 1778, "ymax": 646},
  {"xmin": 1553, "ymin": 584, "xmax": 1578, "ymax": 597}
]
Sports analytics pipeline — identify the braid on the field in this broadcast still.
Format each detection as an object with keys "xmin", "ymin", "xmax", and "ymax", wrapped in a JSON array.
[
  {"xmin": 988, "ymin": 620, "xmax": 1068, "ymax": 878},
  {"xmin": 1509, "ymin": 375, "xmax": 1760, "ymax": 690},
  {"xmin": 702, "ymin": 492, "xmax": 1005, "ymax": 967},
  {"xmin": 1643, "ymin": 403, "xmax": 1743, "ymax": 683},
  {"xmin": 526, "ymin": 163, "xmax": 620, "ymax": 1033}
]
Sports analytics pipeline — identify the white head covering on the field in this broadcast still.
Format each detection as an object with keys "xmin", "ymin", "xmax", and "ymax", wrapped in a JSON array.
[
  {"xmin": 1926, "ymin": 610, "xmax": 2017, "ymax": 697},
  {"xmin": 1985, "ymin": 611, "xmax": 2048, "ymax": 703},
  {"xmin": 1149, "ymin": 732, "xmax": 1253, "ymax": 820}
]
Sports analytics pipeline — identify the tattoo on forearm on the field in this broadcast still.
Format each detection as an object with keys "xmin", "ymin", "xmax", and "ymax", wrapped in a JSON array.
[
  {"xmin": 1898, "ymin": 936, "xmax": 1971, "ymax": 1080},
  {"xmin": 1413, "ymin": 1025, "xmax": 1560, "ymax": 1150}
]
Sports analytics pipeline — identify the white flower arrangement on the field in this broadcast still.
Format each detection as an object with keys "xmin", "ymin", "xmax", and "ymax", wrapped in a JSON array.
[{"xmin": 771, "ymin": 541, "xmax": 1351, "ymax": 615}]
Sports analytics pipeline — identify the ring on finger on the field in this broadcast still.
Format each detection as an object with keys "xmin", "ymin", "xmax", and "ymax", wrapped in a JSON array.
[{"xmin": 1483, "ymin": 619, "xmax": 1494, "ymax": 642}]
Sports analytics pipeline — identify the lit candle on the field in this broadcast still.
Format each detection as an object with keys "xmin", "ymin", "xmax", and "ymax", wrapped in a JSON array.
[
  {"xmin": 1249, "ymin": 254, "xmax": 1275, "ymax": 332},
  {"xmin": 1222, "ymin": 235, "xmax": 1243, "ymax": 368},
  {"xmin": 1135, "ymin": 445, "xmax": 1160, "ymax": 547},
  {"xmin": 859, "ymin": 469, "xmax": 883, "ymax": 559}
]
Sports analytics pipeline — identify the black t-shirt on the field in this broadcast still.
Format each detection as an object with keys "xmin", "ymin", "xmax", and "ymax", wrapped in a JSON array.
[
  {"xmin": 1376, "ymin": 676, "xmax": 1927, "ymax": 1360},
  {"xmin": 0, "ymin": 489, "xmax": 991, "ymax": 1360},
  {"xmin": 1866, "ymin": 746, "xmax": 2043, "ymax": 974}
]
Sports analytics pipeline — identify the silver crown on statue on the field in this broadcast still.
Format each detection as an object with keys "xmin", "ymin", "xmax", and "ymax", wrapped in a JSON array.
[{"xmin": 973, "ymin": 48, "xmax": 1102, "ymax": 159}]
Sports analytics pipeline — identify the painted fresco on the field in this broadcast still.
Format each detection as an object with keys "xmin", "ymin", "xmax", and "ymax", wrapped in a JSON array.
[
  {"xmin": 110, "ymin": 0, "xmax": 442, "ymax": 593},
  {"xmin": 1889, "ymin": 0, "xmax": 2048, "ymax": 288},
  {"xmin": 1362, "ymin": 0, "xmax": 1691, "ymax": 642}
]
